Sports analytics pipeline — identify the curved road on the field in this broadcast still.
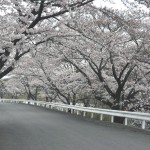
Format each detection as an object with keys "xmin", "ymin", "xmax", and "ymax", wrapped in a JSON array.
[{"xmin": 0, "ymin": 103, "xmax": 150, "ymax": 150}]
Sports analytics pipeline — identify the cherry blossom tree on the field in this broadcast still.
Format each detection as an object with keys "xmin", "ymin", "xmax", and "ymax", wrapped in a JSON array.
[
  {"xmin": 3, "ymin": 77, "xmax": 25, "ymax": 99},
  {"xmin": 14, "ymin": 47, "xmax": 93, "ymax": 105},
  {"xmin": 0, "ymin": 80, "xmax": 6, "ymax": 98},
  {"xmin": 46, "ymin": 4, "xmax": 149, "ymax": 122},
  {"xmin": 10, "ymin": 1, "xmax": 149, "ymax": 111},
  {"xmin": 0, "ymin": 0, "xmax": 94, "ymax": 79},
  {"xmin": 1, "ymin": 0, "xmax": 149, "ymax": 121},
  {"xmin": 128, "ymin": 0, "xmax": 150, "ymax": 7}
]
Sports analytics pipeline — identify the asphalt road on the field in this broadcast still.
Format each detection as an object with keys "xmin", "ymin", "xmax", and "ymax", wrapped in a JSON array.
[{"xmin": 0, "ymin": 103, "xmax": 150, "ymax": 150}]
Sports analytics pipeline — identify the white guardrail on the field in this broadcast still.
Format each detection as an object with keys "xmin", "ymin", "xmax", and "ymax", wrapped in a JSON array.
[{"xmin": 0, "ymin": 99, "xmax": 150, "ymax": 130}]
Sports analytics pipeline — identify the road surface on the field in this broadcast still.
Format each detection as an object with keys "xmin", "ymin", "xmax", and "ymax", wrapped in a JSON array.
[{"xmin": 0, "ymin": 103, "xmax": 150, "ymax": 150}]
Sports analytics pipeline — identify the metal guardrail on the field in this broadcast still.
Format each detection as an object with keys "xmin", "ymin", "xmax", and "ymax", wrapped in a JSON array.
[{"xmin": 0, "ymin": 99, "xmax": 150, "ymax": 130}]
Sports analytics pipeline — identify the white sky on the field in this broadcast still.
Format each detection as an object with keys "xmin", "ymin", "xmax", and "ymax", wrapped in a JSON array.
[
  {"xmin": 93, "ymin": 0, "xmax": 126, "ymax": 9},
  {"xmin": 93, "ymin": 0, "xmax": 149, "ymax": 12}
]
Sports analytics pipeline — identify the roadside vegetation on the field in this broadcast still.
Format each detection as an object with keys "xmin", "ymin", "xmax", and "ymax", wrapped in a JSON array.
[{"xmin": 0, "ymin": 0, "xmax": 149, "ymax": 124}]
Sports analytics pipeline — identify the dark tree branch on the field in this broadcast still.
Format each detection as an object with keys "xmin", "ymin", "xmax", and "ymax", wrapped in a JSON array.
[
  {"xmin": 0, "ymin": 66, "xmax": 13, "ymax": 79},
  {"xmin": 0, "ymin": 48, "xmax": 10, "ymax": 70},
  {"xmin": 122, "ymin": 65, "xmax": 136, "ymax": 88},
  {"xmin": 14, "ymin": 49, "xmax": 30, "ymax": 61},
  {"xmin": 110, "ymin": 53, "xmax": 120, "ymax": 85},
  {"xmin": 119, "ymin": 63, "xmax": 130, "ymax": 80},
  {"xmin": 64, "ymin": 55, "xmax": 92, "ymax": 86},
  {"xmin": 28, "ymin": 0, "xmax": 45, "ymax": 28}
]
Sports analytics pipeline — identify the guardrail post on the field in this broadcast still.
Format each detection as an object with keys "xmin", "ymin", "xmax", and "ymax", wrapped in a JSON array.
[
  {"xmin": 66, "ymin": 108, "xmax": 68, "ymax": 113},
  {"xmin": 83, "ymin": 111, "xmax": 86, "ymax": 117},
  {"xmin": 111, "ymin": 116, "xmax": 114, "ymax": 123},
  {"xmin": 71, "ymin": 109, "xmax": 73, "ymax": 114},
  {"xmin": 91, "ymin": 113, "xmax": 94, "ymax": 118},
  {"xmin": 100, "ymin": 114, "xmax": 103, "ymax": 121},
  {"xmin": 77, "ymin": 110, "xmax": 79, "ymax": 115},
  {"xmin": 142, "ymin": 120, "xmax": 146, "ymax": 129},
  {"xmin": 125, "ymin": 118, "xmax": 128, "ymax": 126}
]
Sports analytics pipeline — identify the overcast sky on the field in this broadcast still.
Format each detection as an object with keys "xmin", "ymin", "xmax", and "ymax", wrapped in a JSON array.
[
  {"xmin": 93, "ymin": 0, "xmax": 149, "ymax": 12},
  {"xmin": 93, "ymin": 0, "xmax": 126, "ymax": 9}
]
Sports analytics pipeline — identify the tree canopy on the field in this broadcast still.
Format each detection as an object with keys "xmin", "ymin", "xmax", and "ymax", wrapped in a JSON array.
[{"xmin": 0, "ymin": 0, "xmax": 150, "ymax": 116}]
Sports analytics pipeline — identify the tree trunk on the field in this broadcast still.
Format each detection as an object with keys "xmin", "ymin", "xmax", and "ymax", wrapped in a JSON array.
[
  {"xmin": 68, "ymin": 109, "xmax": 71, "ymax": 113},
  {"xmin": 112, "ymin": 105, "xmax": 125, "ymax": 124},
  {"xmin": 114, "ymin": 116, "xmax": 125, "ymax": 124}
]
